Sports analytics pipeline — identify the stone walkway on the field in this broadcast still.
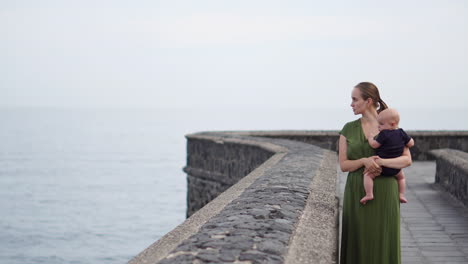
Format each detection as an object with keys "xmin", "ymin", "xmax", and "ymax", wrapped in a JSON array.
[{"xmin": 338, "ymin": 161, "xmax": 468, "ymax": 264}]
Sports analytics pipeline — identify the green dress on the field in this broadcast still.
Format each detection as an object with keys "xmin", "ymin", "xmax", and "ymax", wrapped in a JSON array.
[{"xmin": 339, "ymin": 118, "xmax": 401, "ymax": 264}]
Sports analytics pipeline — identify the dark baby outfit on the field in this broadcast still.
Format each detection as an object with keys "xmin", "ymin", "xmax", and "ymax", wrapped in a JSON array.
[{"xmin": 375, "ymin": 128, "xmax": 412, "ymax": 176}]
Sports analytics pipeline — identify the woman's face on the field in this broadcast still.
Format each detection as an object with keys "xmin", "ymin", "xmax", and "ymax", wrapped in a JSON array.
[{"xmin": 350, "ymin": 88, "xmax": 369, "ymax": 115}]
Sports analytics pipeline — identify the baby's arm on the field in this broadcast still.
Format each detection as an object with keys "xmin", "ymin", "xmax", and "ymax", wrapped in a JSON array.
[
  {"xmin": 367, "ymin": 132, "xmax": 381, "ymax": 149},
  {"xmin": 406, "ymin": 138, "xmax": 415, "ymax": 148}
]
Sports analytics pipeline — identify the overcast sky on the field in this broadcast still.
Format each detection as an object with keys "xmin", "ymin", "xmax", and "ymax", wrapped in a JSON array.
[{"xmin": 2, "ymin": 0, "xmax": 467, "ymax": 109}]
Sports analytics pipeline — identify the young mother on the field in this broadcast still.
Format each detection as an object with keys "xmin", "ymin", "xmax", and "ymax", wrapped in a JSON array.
[{"xmin": 339, "ymin": 82, "xmax": 412, "ymax": 264}]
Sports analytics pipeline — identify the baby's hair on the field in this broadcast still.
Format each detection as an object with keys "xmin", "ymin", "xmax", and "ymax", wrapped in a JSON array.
[{"xmin": 381, "ymin": 108, "xmax": 400, "ymax": 125}]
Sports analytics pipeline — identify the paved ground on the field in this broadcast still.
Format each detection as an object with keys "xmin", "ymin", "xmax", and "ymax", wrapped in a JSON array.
[{"xmin": 338, "ymin": 161, "xmax": 468, "ymax": 264}]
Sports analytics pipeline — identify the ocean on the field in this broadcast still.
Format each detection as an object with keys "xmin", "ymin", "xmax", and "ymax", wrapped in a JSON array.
[{"xmin": 1, "ymin": 107, "xmax": 466, "ymax": 264}]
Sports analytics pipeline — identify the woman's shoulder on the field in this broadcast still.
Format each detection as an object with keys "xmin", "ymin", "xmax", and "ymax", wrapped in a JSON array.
[
  {"xmin": 342, "ymin": 118, "xmax": 361, "ymax": 128},
  {"xmin": 339, "ymin": 118, "xmax": 361, "ymax": 136}
]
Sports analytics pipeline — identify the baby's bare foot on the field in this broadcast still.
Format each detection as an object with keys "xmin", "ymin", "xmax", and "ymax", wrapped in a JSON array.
[
  {"xmin": 399, "ymin": 195, "xmax": 408, "ymax": 203},
  {"xmin": 360, "ymin": 195, "xmax": 374, "ymax": 205}
]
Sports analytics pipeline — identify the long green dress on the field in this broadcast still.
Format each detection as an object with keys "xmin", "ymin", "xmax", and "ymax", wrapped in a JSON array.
[{"xmin": 339, "ymin": 118, "xmax": 401, "ymax": 264}]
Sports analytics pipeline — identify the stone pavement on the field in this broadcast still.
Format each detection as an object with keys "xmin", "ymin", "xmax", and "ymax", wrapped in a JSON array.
[{"xmin": 338, "ymin": 161, "xmax": 468, "ymax": 264}]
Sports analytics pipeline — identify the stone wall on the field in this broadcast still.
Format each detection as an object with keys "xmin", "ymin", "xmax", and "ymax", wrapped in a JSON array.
[
  {"xmin": 129, "ymin": 132, "xmax": 339, "ymax": 264},
  {"xmin": 227, "ymin": 130, "xmax": 468, "ymax": 160},
  {"xmin": 183, "ymin": 136, "xmax": 274, "ymax": 218},
  {"xmin": 184, "ymin": 130, "xmax": 468, "ymax": 219},
  {"xmin": 429, "ymin": 149, "xmax": 468, "ymax": 207},
  {"xmin": 407, "ymin": 132, "xmax": 468, "ymax": 160}
]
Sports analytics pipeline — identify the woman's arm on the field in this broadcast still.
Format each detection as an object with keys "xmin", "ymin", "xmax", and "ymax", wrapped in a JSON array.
[
  {"xmin": 339, "ymin": 135, "xmax": 381, "ymax": 174},
  {"xmin": 375, "ymin": 146, "xmax": 412, "ymax": 169}
]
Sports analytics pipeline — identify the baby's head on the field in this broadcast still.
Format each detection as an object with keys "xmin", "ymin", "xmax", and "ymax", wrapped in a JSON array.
[{"xmin": 377, "ymin": 108, "xmax": 400, "ymax": 131}]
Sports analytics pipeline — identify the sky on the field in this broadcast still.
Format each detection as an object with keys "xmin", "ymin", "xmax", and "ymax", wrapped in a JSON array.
[{"xmin": 1, "ymin": 0, "xmax": 467, "ymax": 109}]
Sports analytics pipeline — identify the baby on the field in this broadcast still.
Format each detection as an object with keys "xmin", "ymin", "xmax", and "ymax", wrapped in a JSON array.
[{"xmin": 360, "ymin": 108, "xmax": 415, "ymax": 205}]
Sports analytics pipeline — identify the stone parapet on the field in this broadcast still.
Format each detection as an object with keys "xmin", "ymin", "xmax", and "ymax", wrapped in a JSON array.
[
  {"xmin": 129, "ymin": 131, "xmax": 339, "ymax": 264},
  {"xmin": 429, "ymin": 148, "xmax": 468, "ymax": 207},
  {"xmin": 183, "ymin": 134, "xmax": 276, "ymax": 218}
]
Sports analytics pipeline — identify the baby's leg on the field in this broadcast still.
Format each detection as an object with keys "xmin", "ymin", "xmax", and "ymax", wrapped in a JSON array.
[
  {"xmin": 360, "ymin": 172, "xmax": 375, "ymax": 204},
  {"xmin": 395, "ymin": 170, "xmax": 408, "ymax": 203}
]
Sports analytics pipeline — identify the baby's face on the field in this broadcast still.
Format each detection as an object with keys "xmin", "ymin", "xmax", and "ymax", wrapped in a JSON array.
[{"xmin": 377, "ymin": 115, "xmax": 395, "ymax": 131}]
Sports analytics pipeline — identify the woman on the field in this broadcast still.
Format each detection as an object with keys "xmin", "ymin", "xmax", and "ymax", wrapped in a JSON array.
[{"xmin": 339, "ymin": 82, "xmax": 412, "ymax": 264}]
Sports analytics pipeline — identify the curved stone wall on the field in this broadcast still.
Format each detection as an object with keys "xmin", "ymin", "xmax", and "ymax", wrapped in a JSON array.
[
  {"xmin": 429, "ymin": 149, "xmax": 468, "ymax": 207},
  {"xmin": 129, "ymin": 131, "xmax": 339, "ymax": 264},
  {"xmin": 183, "ymin": 136, "xmax": 275, "ymax": 218}
]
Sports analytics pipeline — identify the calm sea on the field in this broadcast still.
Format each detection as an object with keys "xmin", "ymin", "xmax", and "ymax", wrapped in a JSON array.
[{"xmin": 1, "ymin": 107, "xmax": 466, "ymax": 264}]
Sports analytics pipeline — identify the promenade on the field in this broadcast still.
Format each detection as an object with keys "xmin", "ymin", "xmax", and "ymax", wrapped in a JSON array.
[{"xmin": 338, "ymin": 161, "xmax": 468, "ymax": 263}]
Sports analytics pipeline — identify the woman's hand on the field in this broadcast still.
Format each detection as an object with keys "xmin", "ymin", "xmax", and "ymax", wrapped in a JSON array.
[
  {"xmin": 373, "ymin": 156, "xmax": 383, "ymax": 166},
  {"xmin": 362, "ymin": 157, "xmax": 382, "ymax": 178}
]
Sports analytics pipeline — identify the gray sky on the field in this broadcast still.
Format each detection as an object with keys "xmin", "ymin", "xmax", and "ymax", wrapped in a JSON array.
[{"xmin": 2, "ymin": 0, "xmax": 467, "ymax": 109}]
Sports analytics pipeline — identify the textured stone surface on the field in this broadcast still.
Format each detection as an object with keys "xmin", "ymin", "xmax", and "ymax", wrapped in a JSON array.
[
  {"xmin": 284, "ymin": 150, "xmax": 339, "ymax": 264},
  {"xmin": 156, "ymin": 133, "xmax": 332, "ymax": 263},
  {"xmin": 129, "ymin": 131, "xmax": 339, "ymax": 264},
  {"xmin": 429, "ymin": 149, "xmax": 468, "ymax": 207},
  {"xmin": 184, "ymin": 137, "xmax": 275, "ymax": 218},
  {"xmin": 130, "ymin": 131, "xmax": 339, "ymax": 264},
  {"xmin": 128, "ymin": 138, "xmax": 288, "ymax": 264}
]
